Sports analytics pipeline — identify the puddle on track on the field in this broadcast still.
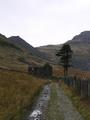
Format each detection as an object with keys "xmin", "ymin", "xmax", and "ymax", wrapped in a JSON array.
[{"xmin": 27, "ymin": 84, "xmax": 51, "ymax": 120}]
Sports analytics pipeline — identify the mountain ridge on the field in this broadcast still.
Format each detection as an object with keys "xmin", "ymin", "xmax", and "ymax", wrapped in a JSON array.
[
  {"xmin": 8, "ymin": 36, "xmax": 49, "ymax": 60},
  {"xmin": 68, "ymin": 31, "xmax": 90, "ymax": 43},
  {"xmin": 0, "ymin": 31, "xmax": 90, "ymax": 71},
  {"xmin": 38, "ymin": 31, "xmax": 90, "ymax": 71}
]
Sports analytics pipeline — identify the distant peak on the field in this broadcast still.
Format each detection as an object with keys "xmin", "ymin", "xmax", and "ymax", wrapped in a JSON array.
[
  {"xmin": 9, "ymin": 36, "xmax": 21, "ymax": 39},
  {"xmin": 80, "ymin": 31, "xmax": 90, "ymax": 35},
  {"xmin": 8, "ymin": 36, "xmax": 25, "ymax": 42},
  {"xmin": 72, "ymin": 31, "xmax": 90, "ymax": 42}
]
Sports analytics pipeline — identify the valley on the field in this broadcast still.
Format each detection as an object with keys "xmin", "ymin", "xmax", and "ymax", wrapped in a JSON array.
[{"xmin": 0, "ymin": 31, "xmax": 90, "ymax": 120}]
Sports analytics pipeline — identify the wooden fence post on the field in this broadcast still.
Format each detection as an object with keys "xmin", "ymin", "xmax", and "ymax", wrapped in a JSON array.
[
  {"xmin": 88, "ymin": 80, "xmax": 90, "ymax": 98},
  {"xmin": 81, "ymin": 80, "xmax": 84, "ymax": 97}
]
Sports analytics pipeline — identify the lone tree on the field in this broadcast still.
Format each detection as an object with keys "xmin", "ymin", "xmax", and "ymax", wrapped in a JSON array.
[{"xmin": 56, "ymin": 44, "xmax": 73, "ymax": 79}]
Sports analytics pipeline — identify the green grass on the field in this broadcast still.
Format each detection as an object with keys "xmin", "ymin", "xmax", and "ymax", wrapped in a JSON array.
[
  {"xmin": 46, "ymin": 83, "xmax": 64, "ymax": 120},
  {"xmin": 61, "ymin": 82, "xmax": 90, "ymax": 120},
  {"xmin": 0, "ymin": 70, "xmax": 47, "ymax": 120}
]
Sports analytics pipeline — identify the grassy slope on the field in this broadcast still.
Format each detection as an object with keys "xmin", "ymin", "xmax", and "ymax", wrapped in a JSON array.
[
  {"xmin": 0, "ymin": 45, "xmax": 28, "ymax": 71},
  {"xmin": 37, "ymin": 44, "xmax": 62, "ymax": 63},
  {"xmin": 0, "ymin": 44, "xmax": 46, "ymax": 71},
  {"xmin": 0, "ymin": 69, "xmax": 47, "ymax": 120},
  {"xmin": 0, "ymin": 34, "xmax": 47, "ymax": 72},
  {"xmin": 53, "ymin": 66, "xmax": 90, "ymax": 79},
  {"xmin": 61, "ymin": 82, "xmax": 90, "ymax": 120}
]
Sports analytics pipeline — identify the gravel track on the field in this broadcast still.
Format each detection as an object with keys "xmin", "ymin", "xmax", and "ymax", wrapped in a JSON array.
[{"xmin": 27, "ymin": 83, "xmax": 84, "ymax": 120}]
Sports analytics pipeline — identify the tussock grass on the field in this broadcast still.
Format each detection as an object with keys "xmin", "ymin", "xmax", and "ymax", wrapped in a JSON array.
[
  {"xmin": 61, "ymin": 82, "xmax": 90, "ymax": 120},
  {"xmin": 53, "ymin": 66, "xmax": 90, "ymax": 79},
  {"xmin": 0, "ymin": 70, "xmax": 46, "ymax": 120}
]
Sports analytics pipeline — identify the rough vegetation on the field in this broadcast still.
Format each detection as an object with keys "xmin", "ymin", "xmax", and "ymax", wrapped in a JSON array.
[
  {"xmin": 53, "ymin": 66, "xmax": 90, "ymax": 79},
  {"xmin": 0, "ymin": 69, "xmax": 46, "ymax": 120}
]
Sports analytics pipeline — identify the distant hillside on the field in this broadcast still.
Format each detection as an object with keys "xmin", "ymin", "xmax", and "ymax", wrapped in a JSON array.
[
  {"xmin": 69, "ymin": 31, "xmax": 90, "ymax": 43},
  {"xmin": 0, "ymin": 34, "xmax": 21, "ymax": 50},
  {"xmin": 67, "ymin": 31, "xmax": 90, "ymax": 71},
  {"xmin": 0, "ymin": 34, "xmax": 49, "ymax": 71},
  {"xmin": 37, "ymin": 44, "xmax": 62, "ymax": 63},
  {"xmin": 38, "ymin": 31, "xmax": 90, "ymax": 71}
]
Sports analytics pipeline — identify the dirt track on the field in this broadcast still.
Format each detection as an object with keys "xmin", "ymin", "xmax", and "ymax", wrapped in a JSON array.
[{"xmin": 27, "ymin": 83, "xmax": 84, "ymax": 120}]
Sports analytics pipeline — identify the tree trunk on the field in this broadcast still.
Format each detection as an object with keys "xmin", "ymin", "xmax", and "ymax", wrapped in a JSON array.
[{"xmin": 64, "ymin": 66, "xmax": 68, "ymax": 82}]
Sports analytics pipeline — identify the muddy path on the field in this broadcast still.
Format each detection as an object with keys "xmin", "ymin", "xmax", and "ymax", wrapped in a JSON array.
[{"xmin": 27, "ymin": 84, "xmax": 51, "ymax": 120}]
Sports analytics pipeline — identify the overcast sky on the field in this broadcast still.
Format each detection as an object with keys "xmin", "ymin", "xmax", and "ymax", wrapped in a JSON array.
[{"xmin": 0, "ymin": 0, "xmax": 90, "ymax": 47}]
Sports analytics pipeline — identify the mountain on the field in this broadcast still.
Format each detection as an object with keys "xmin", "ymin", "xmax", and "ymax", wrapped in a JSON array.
[
  {"xmin": 69, "ymin": 31, "xmax": 90, "ymax": 43},
  {"xmin": 1, "ymin": 31, "xmax": 90, "ymax": 71},
  {"xmin": 8, "ymin": 36, "xmax": 49, "ymax": 60},
  {"xmin": 38, "ymin": 31, "xmax": 90, "ymax": 71},
  {"xmin": 0, "ymin": 34, "xmax": 49, "ymax": 71},
  {"xmin": 67, "ymin": 31, "xmax": 90, "ymax": 71}
]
